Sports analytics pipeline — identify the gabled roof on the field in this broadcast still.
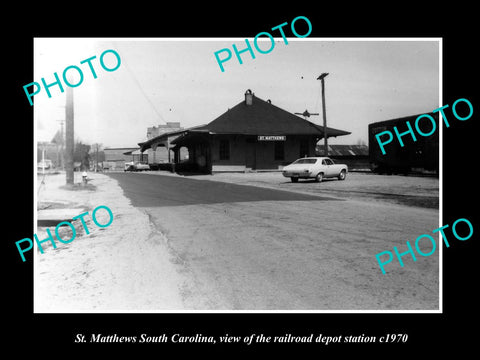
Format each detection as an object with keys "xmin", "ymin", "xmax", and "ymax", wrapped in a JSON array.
[
  {"xmin": 316, "ymin": 144, "xmax": 369, "ymax": 156},
  {"xmin": 192, "ymin": 94, "xmax": 350, "ymax": 137}
]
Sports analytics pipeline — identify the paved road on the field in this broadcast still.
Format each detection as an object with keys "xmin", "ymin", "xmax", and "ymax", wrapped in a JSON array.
[
  {"xmin": 108, "ymin": 172, "xmax": 439, "ymax": 310},
  {"xmin": 111, "ymin": 172, "xmax": 337, "ymax": 207}
]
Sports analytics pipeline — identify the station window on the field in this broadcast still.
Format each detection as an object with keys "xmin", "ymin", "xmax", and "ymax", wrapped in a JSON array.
[
  {"xmin": 274, "ymin": 141, "xmax": 285, "ymax": 160},
  {"xmin": 299, "ymin": 140, "xmax": 309, "ymax": 158},
  {"xmin": 219, "ymin": 139, "xmax": 230, "ymax": 160}
]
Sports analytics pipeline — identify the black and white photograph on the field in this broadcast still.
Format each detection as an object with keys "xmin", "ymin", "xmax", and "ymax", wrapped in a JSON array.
[{"xmin": 33, "ymin": 38, "xmax": 440, "ymax": 312}]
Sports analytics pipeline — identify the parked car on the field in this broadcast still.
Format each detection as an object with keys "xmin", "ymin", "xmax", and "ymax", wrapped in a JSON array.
[
  {"xmin": 124, "ymin": 161, "xmax": 134, "ymax": 171},
  {"xmin": 124, "ymin": 162, "xmax": 150, "ymax": 172},
  {"xmin": 38, "ymin": 159, "xmax": 53, "ymax": 170},
  {"xmin": 282, "ymin": 157, "xmax": 348, "ymax": 183}
]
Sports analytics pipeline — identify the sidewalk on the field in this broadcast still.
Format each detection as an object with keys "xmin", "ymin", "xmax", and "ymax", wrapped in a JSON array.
[{"xmin": 34, "ymin": 171, "xmax": 188, "ymax": 312}]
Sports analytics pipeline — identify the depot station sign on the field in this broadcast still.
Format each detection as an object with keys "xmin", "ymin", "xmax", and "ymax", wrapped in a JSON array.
[{"xmin": 257, "ymin": 135, "xmax": 286, "ymax": 141}]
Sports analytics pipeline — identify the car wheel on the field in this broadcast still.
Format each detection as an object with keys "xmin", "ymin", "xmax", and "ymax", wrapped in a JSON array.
[
  {"xmin": 338, "ymin": 170, "xmax": 346, "ymax": 180},
  {"xmin": 315, "ymin": 172, "xmax": 323, "ymax": 182},
  {"xmin": 291, "ymin": 177, "xmax": 298, "ymax": 183}
]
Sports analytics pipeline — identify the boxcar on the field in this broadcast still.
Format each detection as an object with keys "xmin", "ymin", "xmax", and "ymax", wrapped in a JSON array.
[{"xmin": 368, "ymin": 113, "xmax": 439, "ymax": 175}]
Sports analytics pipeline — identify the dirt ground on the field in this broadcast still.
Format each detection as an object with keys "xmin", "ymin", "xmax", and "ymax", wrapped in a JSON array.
[
  {"xmin": 34, "ymin": 170, "xmax": 440, "ymax": 311},
  {"xmin": 34, "ymin": 172, "xmax": 188, "ymax": 312},
  {"xmin": 110, "ymin": 171, "xmax": 440, "ymax": 310}
]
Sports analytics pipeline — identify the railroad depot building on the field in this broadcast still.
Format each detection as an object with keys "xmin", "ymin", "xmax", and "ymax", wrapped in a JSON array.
[
  {"xmin": 140, "ymin": 90, "xmax": 351, "ymax": 173},
  {"xmin": 145, "ymin": 122, "xmax": 184, "ymax": 164}
]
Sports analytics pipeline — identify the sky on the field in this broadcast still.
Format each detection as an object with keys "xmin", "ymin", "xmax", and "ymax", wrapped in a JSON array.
[{"xmin": 34, "ymin": 38, "xmax": 440, "ymax": 148}]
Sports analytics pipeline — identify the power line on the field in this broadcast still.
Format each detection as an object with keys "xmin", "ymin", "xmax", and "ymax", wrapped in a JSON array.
[
  {"xmin": 112, "ymin": 41, "xmax": 167, "ymax": 124},
  {"xmin": 313, "ymin": 80, "xmax": 322, "ymax": 115}
]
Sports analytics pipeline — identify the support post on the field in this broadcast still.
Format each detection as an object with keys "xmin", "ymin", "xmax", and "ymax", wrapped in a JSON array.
[{"xmin": 65, "ymin": 86, "xmax": 74, "ymax": 184}]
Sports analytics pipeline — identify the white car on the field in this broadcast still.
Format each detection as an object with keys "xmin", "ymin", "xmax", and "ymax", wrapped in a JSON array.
[
  {"xmin": 38, "ymin": 159, "xmax": 53, "ymax": 170},
  {"xmin": 282, "ymin": 157, "xmax": 348, "ymax": 183},
  {"xmin": 124, "ymin": 162, "xmax": 150, "ymax": 172}
]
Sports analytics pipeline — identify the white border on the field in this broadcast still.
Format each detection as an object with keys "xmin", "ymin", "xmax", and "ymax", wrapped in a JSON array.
[{"xmin": 33, "ymin": 37, "xmax": 442, "ymax": 314}]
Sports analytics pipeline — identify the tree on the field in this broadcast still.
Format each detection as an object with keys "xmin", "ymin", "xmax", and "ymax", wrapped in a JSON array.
[
  {"xmin": 74, "ymin": 141, "xmax": 91, "ymax": 171},
  {"xmin": 90, "ymin": 143, "xmax": 105, "ymax": 172}
]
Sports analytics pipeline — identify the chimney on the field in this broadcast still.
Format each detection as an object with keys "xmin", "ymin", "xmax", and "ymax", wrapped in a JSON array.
[{"xmin": 245, "ymin": 89, "xmax": 253, "ymax": 105}]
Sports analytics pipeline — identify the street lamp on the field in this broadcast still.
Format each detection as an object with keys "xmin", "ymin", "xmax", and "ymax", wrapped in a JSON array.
[{"xmin": 317, "ymin": 72, "xmax": 329, "ymax": 156}]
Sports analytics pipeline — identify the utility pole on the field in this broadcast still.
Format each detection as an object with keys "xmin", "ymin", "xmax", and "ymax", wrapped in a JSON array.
[
  {"xmin": 92, "ymin": 143, "xmax": 102, "ymax": 172},
  {"xmin": 56, "ymin": 120, "xmax": 65, "ymax": 170},
  {"xmin": 41, "ymin": 145, "xmax": 46, "ymax": 178},
  {"xmin": 95, "ymin": 144, "xmax": 98, "ymax": 172},
  {"xmin": 317, "ymin": 73, "xmax": 329, "ymax": 156},
  {"xmin": 65, "ymin": 85, "xmax": 74, "ymax": 184}
]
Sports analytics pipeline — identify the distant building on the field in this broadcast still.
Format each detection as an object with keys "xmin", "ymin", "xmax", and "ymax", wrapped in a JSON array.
[
  {"xmin": 147, "ymin": 122, "xmax": 183, "ymax": 138},
  {"xmin": 316, "ymin": 144, "xmax": 369, "ymax": 170},
  {"xmin": 158, "ymin": 89, "xmax": 351, "ymax": 173},
  {"xmin": 103, "ymin": 147, "xmax": 138, "ymax": 171},
  {"xmin": 122, "ymin": 148, "xmax": 149, "ymax": 163}
]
